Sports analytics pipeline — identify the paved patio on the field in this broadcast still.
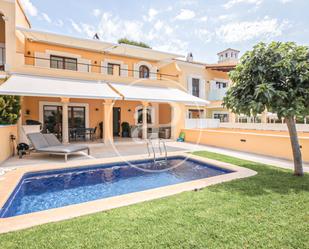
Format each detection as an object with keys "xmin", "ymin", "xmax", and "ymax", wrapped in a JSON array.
[{"xmin": 1, "ymin": 140, "xmax": 308, "ymax": 173}]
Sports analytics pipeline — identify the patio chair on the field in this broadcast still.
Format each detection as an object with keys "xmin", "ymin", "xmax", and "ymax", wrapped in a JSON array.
[{"xmin": 27, "ymin": 133, "xmax": 90, "ymax": 162}]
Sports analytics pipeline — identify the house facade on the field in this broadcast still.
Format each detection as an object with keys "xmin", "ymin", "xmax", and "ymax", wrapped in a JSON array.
[{"xmin": 0, "ymin": 0, "xmax": 247, "ymax": 146}]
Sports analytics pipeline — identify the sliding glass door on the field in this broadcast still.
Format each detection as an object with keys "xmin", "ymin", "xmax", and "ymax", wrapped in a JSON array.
[{"xmin": 43, "ymin": 105, "xmax": 86, "ymax": 139}]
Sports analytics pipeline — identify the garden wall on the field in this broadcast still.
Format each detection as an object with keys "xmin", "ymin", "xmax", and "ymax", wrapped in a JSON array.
[
  {"xmin": 0, "ymin": 125, "xmax": 17, "ymax": 164},
  {"xmin": 182, "ymin": 128, "xmax": 309, "ymax": 162}
]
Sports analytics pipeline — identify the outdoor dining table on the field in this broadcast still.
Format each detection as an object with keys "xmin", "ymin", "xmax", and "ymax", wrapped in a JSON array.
[{"xmin": 69, "ymin": 128, "xmax": 96, "ymax": 141}]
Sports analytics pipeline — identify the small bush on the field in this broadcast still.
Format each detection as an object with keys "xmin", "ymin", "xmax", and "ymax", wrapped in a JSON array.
[{"xmin": 0, "ymin": 95, "xmax": 21, "ymax": 125}]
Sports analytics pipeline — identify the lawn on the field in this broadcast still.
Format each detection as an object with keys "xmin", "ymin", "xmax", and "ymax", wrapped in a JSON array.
[{"xmin": 0, "ymin": 151, "xmax": 308, "ymax": 249}]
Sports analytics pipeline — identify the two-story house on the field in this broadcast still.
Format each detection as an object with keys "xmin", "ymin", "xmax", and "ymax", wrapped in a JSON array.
[{"xmin": 0, "ymin": 0, "xmax": 209, "ymax": 145}]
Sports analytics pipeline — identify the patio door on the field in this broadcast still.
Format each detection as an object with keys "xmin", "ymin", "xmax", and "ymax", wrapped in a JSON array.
[
  {"xmin": 43, "ymin": 105, "xmax": 86, "ymax": 138},
  {"xmin": 43, "ymin": 105, "xmax": 63, "ymax": 139},
  {"xmin": 113, "ymin": 107, "xmax": 121, "ymax": 136}
]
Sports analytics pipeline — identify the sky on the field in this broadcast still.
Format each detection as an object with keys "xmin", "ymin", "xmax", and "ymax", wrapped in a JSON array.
[{"xmin": 19, "ymin": 0, "xmax": 309, "ymax": 63}]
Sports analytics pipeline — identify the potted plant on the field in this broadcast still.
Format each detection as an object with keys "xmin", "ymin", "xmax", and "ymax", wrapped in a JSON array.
[{"xmin": 121, "ymin": 122, "xmax": 130, "ymax": 137}]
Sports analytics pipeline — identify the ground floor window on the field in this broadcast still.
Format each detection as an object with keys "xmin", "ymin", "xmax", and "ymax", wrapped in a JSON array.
[
  {"xmin": 213, "ymin": 113, "xmax": 229, "ymax": 122},
  {"xmin": 43, "ymin": 105, "xmax": 86, "ymax": 135},
  {"xmin": 136, "ymin": 106, "xmax": 154, "ymax": 124},
  {"xmin": 188, "ymin": 109, "xmax": 205, "ymax": 119}
]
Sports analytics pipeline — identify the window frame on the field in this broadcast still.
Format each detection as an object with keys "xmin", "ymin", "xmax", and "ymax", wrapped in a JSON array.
[
  {"xmin": 107, "ymin": 63, "xmax": 121, "ymax": 76},
  {"xmin": 50, "ymin": 55, "xmax": 78, "ymax": 71},
  {"xmin": 192, "ymin": 78, "xmax": 200, "ymax": 97},
  {"xmin": 139, "ymin": 65, "xmax": 150, "ymax": 78}
]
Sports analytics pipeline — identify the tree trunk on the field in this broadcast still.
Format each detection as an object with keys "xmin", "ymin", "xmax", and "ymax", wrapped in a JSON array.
[{"xmin": 285, "ymin": 117, "xmax": 303, "ymax": 176}]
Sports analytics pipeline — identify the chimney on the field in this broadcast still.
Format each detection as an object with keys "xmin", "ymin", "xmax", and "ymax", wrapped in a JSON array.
[{"xmin": 186, "ymin": 52, "xmax": 193, "ymax": 62}]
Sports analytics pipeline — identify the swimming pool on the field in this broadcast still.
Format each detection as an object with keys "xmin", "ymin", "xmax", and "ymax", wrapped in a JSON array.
[{"xmin": 0, "ymin": 156, "xmax": 233, "ymax": 218}]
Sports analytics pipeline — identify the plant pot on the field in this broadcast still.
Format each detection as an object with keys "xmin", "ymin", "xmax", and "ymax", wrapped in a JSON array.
[{"xmin": 122, "ymin": 131, "xmax": 129, "ymax": 137}]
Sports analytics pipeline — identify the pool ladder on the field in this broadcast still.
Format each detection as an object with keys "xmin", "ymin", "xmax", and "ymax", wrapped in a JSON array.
[{"xmin": 147, "ymin": 139, "xmax": 168, "ymax": 164}]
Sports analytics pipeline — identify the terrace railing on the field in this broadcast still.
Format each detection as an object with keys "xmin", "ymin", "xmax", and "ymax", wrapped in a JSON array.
[
  {"xmin": 24, "ymin": 55, "xmax": 179, "ymax": 81},
  {"xmin": 0, "ymin": 47, "xmax": 5, "ymax": 71}
]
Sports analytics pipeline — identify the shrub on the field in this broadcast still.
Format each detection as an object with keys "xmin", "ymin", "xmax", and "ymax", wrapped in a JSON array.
[{"xmin": 0, "ymin": 96, "xmax": 21, "ymax": 125}]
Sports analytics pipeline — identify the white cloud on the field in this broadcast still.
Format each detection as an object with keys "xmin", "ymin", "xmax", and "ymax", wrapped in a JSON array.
[
  {"xmin": 195, "ymin": 28, "xmax": 213, "ymax": 43},
  {"xmin": 223, "ymin": 0, "xmax": 263, "ymax": 9},
  {"xmin": 175, "ymin": 9, "xmax": 196, "ymax": 20},
  {"xmin": 199, "ymin": 16, "xmax": 208, "ymax": 22},
  {"xmin": 19, "ymin": 0, "xmax": 38, "ymax": 16},
  {"xmin": 70, "ymin": 19, "xmax": 82, "ymax": 33},
  {"xmin": 154, "ymin": 20, "xmax": 164, "ymax": 31},
  {"xmin": 216, "ymin": 17, "xmax": 289, "ymax": 42},
  {"xmin": 143, "ymin": 8, "xmax": 158, "ymax": 22},
  {"xmin": 93, "ymin": 9, "xmax": 101, "ymax": 17},
  {"xmin": 279, "ymin": 0, "xmax": 293, "ymax": 3},
  {"xmin": 41, "ymin": 13, "xmax": 51, "ymax": 23}
]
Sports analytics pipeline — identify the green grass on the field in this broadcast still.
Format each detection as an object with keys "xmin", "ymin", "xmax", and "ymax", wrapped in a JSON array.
[{"xmin": 0, "ymin": 151, "xmax": 308, "ymax": 249}]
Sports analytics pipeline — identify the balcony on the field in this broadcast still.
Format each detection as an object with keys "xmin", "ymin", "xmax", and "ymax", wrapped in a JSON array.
[
  {"xmin": 0, "ymin": 47, "xmax": 5, "ymax": 71},
  {"xmin": 207, "ymin": 88, "xmax": 228, "ymax": 101},
  {"xmin": 24, "ymin": 55, "xmax": 178, "ymax": 82}
]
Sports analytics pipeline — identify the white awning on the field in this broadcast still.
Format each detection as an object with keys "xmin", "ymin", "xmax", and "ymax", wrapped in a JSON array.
[
  {"xmin": 110, "ymin": 83, "xmax": 209, "ymax": 105},
  {"xmin": 0, "ymin": 74, "xmax": 121, "ymax": 100}
]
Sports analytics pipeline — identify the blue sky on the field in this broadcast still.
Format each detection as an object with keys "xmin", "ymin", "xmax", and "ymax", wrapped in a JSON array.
[{"xmin": 20, "ymin": 0, "xmax": 309, "ymax": 63}]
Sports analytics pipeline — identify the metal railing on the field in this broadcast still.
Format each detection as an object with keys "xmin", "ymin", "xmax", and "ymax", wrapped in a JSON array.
[
  {"xmin": 25, "ymin": 55, "xmax": 179, "ymax": 80},
  {"xmin": 0, "ymin": 47, "xmax": 5, "ymax": 71},
  {"xmin": 147, "ymin": 138, "xmax": 168, "ymax": 164}
]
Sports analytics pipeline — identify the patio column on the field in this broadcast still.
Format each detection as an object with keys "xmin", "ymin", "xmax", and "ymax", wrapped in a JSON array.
[
  {"xmin": 142, "ymin": 101, "xmax": 149, "ymax": 139},
  {"xmin": 170, "ymin": 102, "xmax": 186, "ymax": 140},
  {"xmin": 61, "ymin": 97, "xmax": 70, "ymax": 144},
  {"xmin": 103, "ymin": 99, "xmax": 114, "ymax": 144}
]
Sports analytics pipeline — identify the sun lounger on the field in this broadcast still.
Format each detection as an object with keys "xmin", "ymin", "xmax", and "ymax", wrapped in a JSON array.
[{"xmin": 27, "ymin": 133, "xmax": 90, "ymax": 162}]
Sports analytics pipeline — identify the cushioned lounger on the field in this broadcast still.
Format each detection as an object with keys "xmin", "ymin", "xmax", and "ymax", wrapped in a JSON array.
[{"xmin": 27, "ymin": 133, "xmax": 90, "ymax": 162}]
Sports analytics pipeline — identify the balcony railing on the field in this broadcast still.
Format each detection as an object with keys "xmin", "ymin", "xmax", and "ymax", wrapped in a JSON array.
[
  {"xmin": 0, "ymin": 47, "xmax": 5, "ymax": 71},
  {"xmin": 25, "ymin": 55, "xmax": 179, "ymax": 81},
  {"xmin": 207, "ymin": 88, "xmax": 228, "ymax": 101}
]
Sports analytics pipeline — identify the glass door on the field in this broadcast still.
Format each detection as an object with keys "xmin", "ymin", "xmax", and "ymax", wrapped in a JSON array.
[
  {"xmin": 69, "ymin": 106, "xmax": 86, "ymax": 129},
  {"xmin": 43, "ymin": 105, "xmax": 63, "ymax": 139}
]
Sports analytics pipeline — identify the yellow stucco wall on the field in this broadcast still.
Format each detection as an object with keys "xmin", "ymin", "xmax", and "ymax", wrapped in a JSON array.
[
  {"xmin": 21, "ymin": 97, "xmax": 172, "ymax": 135},
  {"xmin": 0, "ymin": 125, "xmax": 17, "ymax": 164},
  {"xmin": 24, "ymin": 41, "xmax": 157, "ymax": 76},
  {"xmin": 159, "ymin": 103, "xmax": 172, "ymax": 125},
  {"xmin": 182, "ymin": 128, "xmax": 309, "ymax": 162}
]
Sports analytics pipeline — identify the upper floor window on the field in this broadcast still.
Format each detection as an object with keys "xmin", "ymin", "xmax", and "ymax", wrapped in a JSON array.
[
  {"xmin": 50, "ymin": 55, "xmax": 77, "ymax": 71},
  {"xmin": 216, "ymin": 81, "xmax": 227, "ymax": 89},
  {"xmin": 107, "ymin": 63, "xmax": 121, "ymax": 76},
  {"xmin": 139, "ymin": 65, "xmax": 150, "ymax": 78},
  {"xmin": 192, "ymin": 78, "xmax": 200, "ymax": 97}
]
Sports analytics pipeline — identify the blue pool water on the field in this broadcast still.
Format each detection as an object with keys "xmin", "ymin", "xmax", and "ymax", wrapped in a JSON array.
[{"xmin": 0, "ymin": 156, "xmax": 232, "ymax": 218}]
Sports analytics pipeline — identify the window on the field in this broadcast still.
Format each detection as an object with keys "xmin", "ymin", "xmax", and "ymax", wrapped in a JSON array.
[
  {"xmin": 215, "ymin": 81, "xmax": 227, "ymax": 89},
  {"xmin": 192, "ymin": 78, "xmax": 200, "ymax": 97},
  {"xmin": 188, "ymin": 109, "xmax": 204, "ymax": 119},
  {"xmin": 107, "ymin": 63, "xmax": 121, "ymax": 76},
  {"xmin": 213, "ymin": 113, "xmax": 229, "ymax": 123},
  {"xmin": 68, "ymin": 106, "xmax": 86, "ymax": 129},
  {"xmin": 139, "ymin": 65, "xmax": 150, "ymax": 78},
  {"xmin": 137, "ymin": 108, "xmax": 152, "ymax": 124},
  {"xmin": 50, "ymin": 55, "xmax": 77, "ymax": 71}
]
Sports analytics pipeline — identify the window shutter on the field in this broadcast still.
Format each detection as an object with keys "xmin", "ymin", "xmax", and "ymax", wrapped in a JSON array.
[
  {"xmin": 101, "ymin": 61, "xmax": 108, "ymax": 74},
  {"xmin": 133, "ymin": 64, "xmax": 139, "ymax": 78},
  {"xmin": 200, "ymin": 79, "xmax": 206, "ymax": 99},
  {"xmin": 121, "ymin": 64, "xmax": 129, "ymax": 77},
  {"xmin": 187, "ymin": 76, "xmax": 193, "ymax": 95}
]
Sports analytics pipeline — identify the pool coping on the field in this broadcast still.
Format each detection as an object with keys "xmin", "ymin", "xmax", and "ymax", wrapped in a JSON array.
[{"xmin": 0, "ymin": 152, "xmax": 256, "ymax": 234}]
